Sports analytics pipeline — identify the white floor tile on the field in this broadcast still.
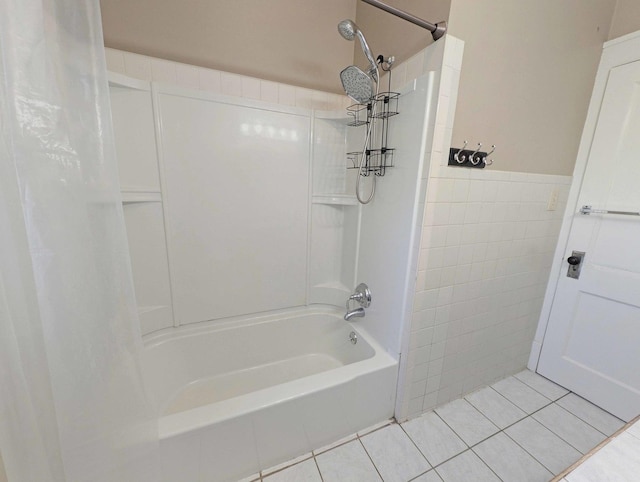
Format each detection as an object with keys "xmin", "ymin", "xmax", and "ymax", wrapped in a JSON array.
[
  {"xmin": 491, "ymin": 376, "xmax": 551, "ymax": 414},
  {"xmin": 474, "ymin": 432, "xmax": 553, "ymax": 482},
  {"xmin": 505, "ymin": 417, "xmax": 582, "ymax": 475},
  {"xmin": 533, "ymin": 403, "xmax": 607, "ymax": 454},
  {"xmin": 435, "ymin": 450, "xmax": 500, "ymax": 482},
  {"xmin": 466, "ymin": 386, "xmax": 527, "ymax": 429},
  {"xmin": 515, "ymin": 370, "xmax": 569, "ymax": 401},
  {"xmin": 412, "ymin": 470, "xmax": 443, "ymax": 481},
  {"xmin": 402, "ymin": 412, "xmax": 467, "ymax": 467},
  {"xmin": 361, "ymin": 424, "xmax": 431, "ymax": 482},
  {"xmin": 263, "ymin": 458, "xmax": 321, "ymax": 482},
  {"xmin": 566, "ymin": 432, "xmax": 640, "ymax": 482},
  {"xmin": 315, "ymin": 440, "xmax": 381, "ymax": 481},
  {"xmin": 435, "ymin": 399, "xmax": 499, "ymax": 446},
  {"xmin": 557, "ymin": 394, "xmax": 624, "ymax": 436}
]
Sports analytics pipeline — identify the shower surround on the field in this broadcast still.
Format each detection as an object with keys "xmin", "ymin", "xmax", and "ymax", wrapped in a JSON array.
[
  {"xmin": 107, "ymin": 35, "xmax": 566, "ymax": 473},
  {"xmin": 106, "ymin": 35, "xmax": 447, "ymax": 479}
]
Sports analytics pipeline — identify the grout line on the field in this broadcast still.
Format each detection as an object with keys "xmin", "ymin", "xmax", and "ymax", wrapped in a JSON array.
[
  {"xmin": 463, "ymin": 389, "xmax": 528, "ymax": 428},
  {"xmin": 260, "ymin": 452, "xmax": 314, "ymax": 478},
  {"xmin": 429, "ymin": 392, "xmax": 559, "ymax": 478},
  {"xmin": 552, "ymin": 413, "xmax": 640, "ymax": 481},
  {"xmin": 461, "ymin": 447, "xmax": 505, "ymax": 482},
  {"xmin": 513, "ymin": 371, "xmax": 571, "ymax": 401},
  {"xmin": 313, "ymin": 454, "xmax": 325, "ymax": 482},
  {"xmin": 528, "ymin": 394, "xmax": 608, "ymax": 455},
  {"xmin": 398, "ymin": 421, "xmax": 435, "ymax": 470},
  {"xmin": 407, "ymin": 468, "xmax": 433, "ymax": 481},
  {"xmin": 500, "ymin": 422, "xmax": 561, "ymax": 477},
  {"xmin": 259, "ymin": 384, "xmax": 613, "ymax": 482},
  {"xmin": 554, "ymin": 392, "xmax": 621, "ymax": 437},
  {"xmin": 356, "ymin": 437, "xmax": 385, "ymax": 481}
]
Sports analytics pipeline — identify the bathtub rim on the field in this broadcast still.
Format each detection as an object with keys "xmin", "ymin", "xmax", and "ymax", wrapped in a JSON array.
[{"xmin": 143, "ymin": 305, "xmax": 354, "ymax": 348}]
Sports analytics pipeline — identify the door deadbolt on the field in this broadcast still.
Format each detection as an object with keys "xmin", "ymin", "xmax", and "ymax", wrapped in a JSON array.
[{"xmin": 566, "ymin": 251, "xmax": 585, "ymax": 279}]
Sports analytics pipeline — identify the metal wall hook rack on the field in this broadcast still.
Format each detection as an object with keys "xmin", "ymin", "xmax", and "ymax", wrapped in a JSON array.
[{"xmin": 448, "ymin": 141, "xmax": 495, "ymax": 168}]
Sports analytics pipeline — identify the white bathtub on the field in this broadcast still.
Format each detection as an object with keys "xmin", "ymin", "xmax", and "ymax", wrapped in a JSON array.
[{"xmin": 142, "ymin": 307, "xmax": 398, "ymax": 481}]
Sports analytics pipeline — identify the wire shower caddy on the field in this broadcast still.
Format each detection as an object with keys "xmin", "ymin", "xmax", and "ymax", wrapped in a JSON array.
[{"xmin": 346, "ymin": 87, "xmax": 399, "ymax": 177}]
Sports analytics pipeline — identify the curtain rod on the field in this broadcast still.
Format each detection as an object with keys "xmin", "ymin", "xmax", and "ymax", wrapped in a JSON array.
[{"xmin": 360, "ymin": 0, "xmax": 447, "ymax": 41}]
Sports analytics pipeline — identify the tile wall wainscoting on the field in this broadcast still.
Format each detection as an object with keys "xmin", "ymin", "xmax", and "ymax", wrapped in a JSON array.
[{"xmin": 398, "ymin": 166, "xmax": 572, "ymax": 421}]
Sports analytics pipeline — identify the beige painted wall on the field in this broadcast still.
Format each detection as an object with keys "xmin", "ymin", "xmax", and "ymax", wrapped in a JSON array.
[
  {"xmin": 101, "ymin": 1, "xmax": 625, "ymax": 175},
  {"xmin": 448, "ymin": 0, "xmax": 616, "ymax": 175},
  {"xmin": 100, "ymin": 0, "xmax": 356, "ymax": 93},
  {"xmin": 609, "ymin": 0, "xmax": 640, "ymax": 40},
  {"xmin": 354, "ymin": 0, "xmax": 451, "ymax": 69}
]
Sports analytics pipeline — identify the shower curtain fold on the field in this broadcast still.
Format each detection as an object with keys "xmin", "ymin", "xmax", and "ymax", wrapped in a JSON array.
[{"xmin": 0, "ymin": 0, "xmax": 159, "ymax": 480}]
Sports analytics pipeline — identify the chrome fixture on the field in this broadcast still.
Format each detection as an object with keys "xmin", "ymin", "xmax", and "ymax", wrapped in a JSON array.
[
  {"xmin": 340, "ymin": 65, "xmax": 376, "ymax": 105},
  {"xmin": 337, "ymin": 19, "xmax": 384, "ymax": 204},
  {"xmin": 338, "ymin": 19, "xmax": 379, "ymax": 104},
  {"xmin": 349, "ymin": 331, "xmax": 358, "ymax": 344},
  {"xmin": 345, "ymin": 283, "xmax": 372, "ymax": 321},
  {"xmin": 580, "ymin": 205, "xmax": 640, "ymax": 217},
  {"xmin": 361, "ymin": 0, "xmax": 447, "ymax": 41},
  {"xmin": 338, "ymin": 19, "xmax": 379, "ymax": 84},
  {"xmin": 345, "ymin": 308, "xmax": 365, "ymax": 321},
  {"xmin": 566, "ymin": 251, "xmax": 585, "ymax": 280}
]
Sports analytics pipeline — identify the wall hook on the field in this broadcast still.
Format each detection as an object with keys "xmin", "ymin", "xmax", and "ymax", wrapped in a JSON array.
[
  {"xmin": 483, "ymin": 144, "xmax": 495, "ymax": 166},
  {"xmin": 469, "ymin": 142, "xmax": 482, "ymax": 165},
  {"xmin": 454, "ymin": 140, "xmax": 467, "ymax": 163}
]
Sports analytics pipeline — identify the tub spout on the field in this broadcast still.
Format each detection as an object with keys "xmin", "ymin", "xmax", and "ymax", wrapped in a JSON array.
[{"xmin": 344, "ymin": 307, "xmax": 365, "ymax": 321}]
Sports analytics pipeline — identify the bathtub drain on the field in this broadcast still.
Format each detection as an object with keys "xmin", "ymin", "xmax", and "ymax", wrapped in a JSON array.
[{"xmin": 349, "ymin": 331, "xmax": 358, "ymax": 345}]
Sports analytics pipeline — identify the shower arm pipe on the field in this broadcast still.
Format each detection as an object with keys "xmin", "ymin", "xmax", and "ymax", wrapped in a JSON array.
[{"xmin": 360, "ymin": 0, "xmax": 447, "ymax": 41}]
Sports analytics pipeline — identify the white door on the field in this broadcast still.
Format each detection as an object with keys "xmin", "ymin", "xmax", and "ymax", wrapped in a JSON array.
[{"xmin": 537, "ymin": 58, "xmax": 640, "ymax": 422}]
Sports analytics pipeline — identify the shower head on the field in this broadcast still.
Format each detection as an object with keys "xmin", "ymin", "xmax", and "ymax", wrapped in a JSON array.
[
  {"xmin": 340, "ymin": 65, "xmax": 375, "ymax": 104},
  {"xmin": 337, "ymin": 19, "xmax": 379, "ymax": 83},
  {"xmin": 338, "ymin": 19, "xmax": 357, "ymax": 41}
]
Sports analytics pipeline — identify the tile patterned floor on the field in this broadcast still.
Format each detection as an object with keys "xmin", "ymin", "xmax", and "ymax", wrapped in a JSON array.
[
  {"xmin": 558, "ymin": 418, "xmax": 640, "ymax": 482},
  {"xmin": 241, "ymin": 370, "xmax": 625, "ymax": 482}
]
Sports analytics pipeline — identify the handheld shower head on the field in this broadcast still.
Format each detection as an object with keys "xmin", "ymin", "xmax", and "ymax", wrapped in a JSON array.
[
  {"xmin": 338, "ymin": 19, "xmax": 357, "ymax": 41},
  {"xmin": 337, "ymin": 19, "xmax": 379, "ymax": 83}
]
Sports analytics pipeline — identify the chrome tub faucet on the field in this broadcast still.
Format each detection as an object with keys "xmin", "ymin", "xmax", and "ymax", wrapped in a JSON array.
[{"xmin": 345, "ymin": 283, "xmax": 371, "ymax": 321}]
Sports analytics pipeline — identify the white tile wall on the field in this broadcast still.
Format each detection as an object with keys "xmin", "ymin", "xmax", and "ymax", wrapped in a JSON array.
[
  {"xmin": 395, "ymin": 34, "xmax": 574, "ymax": 422},
  {"xmin": 398, "ymin": 167, "xmax": 572, "ymax": 420},
  {"xmin": 105, "ymin": 48, "xmax": 347, "ymax": 111}
]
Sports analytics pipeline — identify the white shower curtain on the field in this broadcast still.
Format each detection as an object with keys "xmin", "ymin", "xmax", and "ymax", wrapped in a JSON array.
[{"xmin": 0, "ymin": 1, "xmax": 159, "ymax": 481}]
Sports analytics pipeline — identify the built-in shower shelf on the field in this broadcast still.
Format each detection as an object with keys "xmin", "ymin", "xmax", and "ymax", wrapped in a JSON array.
[{"xmin": 312, "ymin": 194, "xmax": 359, "ymax": 206}]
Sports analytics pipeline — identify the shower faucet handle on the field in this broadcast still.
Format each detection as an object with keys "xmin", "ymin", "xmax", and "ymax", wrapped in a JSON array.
[{"xmin": 346, "ymin": 283, "xmax": 372, "ymax": 309}]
